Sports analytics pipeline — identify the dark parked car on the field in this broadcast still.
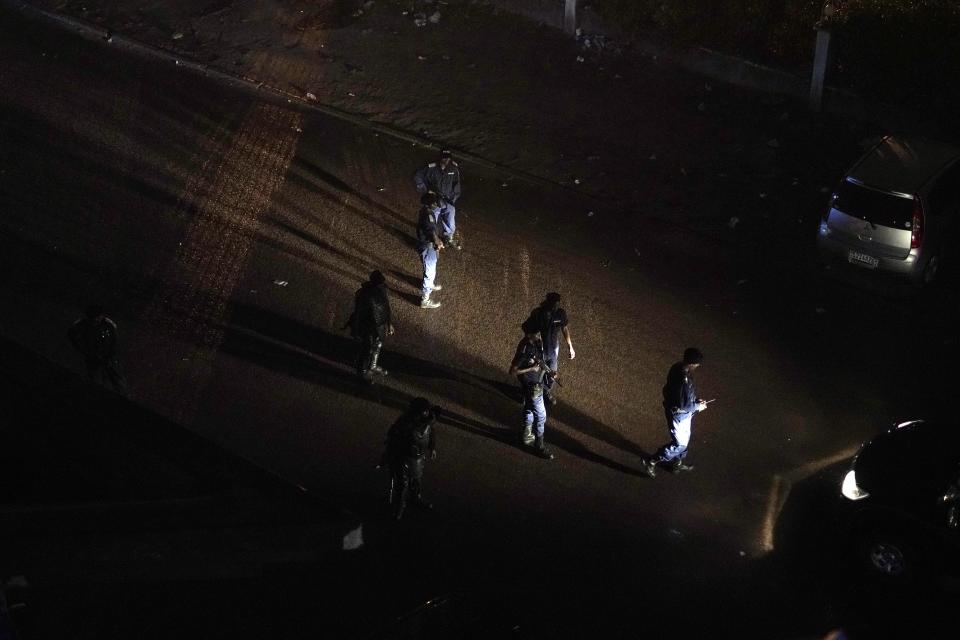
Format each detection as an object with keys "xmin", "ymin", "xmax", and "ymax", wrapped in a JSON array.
[
  {"xmin": 817, "ymin": 136, "xmax": 960, "ymax": 286},
  {"xmin": 840, "ymin": 419, "xmax": 960, "ymax": 581}
]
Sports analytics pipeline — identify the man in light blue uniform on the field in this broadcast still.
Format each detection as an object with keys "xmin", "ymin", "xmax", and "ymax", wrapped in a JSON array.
[
  {"xmin": 416, "ymin": 192, "xmax": 444, "ymax": 309},
  {"xmin": 644, "ymin": 347, "xmax": 708, "ymax": 477},
  {"xmin": 414, "ymin": 149, "xmax": 463, "ymax": 250},
  {"xmin": 509, "ymin": 318, "xmax": 554, "ymax": 460}
]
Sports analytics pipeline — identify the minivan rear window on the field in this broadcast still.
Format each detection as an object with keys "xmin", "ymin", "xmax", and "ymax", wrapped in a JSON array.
[{"xmin": 833, "ymin": 179, "xmax": 915, "ymax": 229}]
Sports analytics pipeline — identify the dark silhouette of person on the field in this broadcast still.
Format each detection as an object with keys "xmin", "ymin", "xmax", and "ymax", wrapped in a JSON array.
[{"xmin": 67, "ymin": 304, "xmax": 130, "ymax": 397}]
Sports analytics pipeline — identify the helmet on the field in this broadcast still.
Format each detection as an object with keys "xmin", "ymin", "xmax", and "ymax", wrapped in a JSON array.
[{"xmin": 410, "ymin": 397, "xmax": 432, "ymax": 414}]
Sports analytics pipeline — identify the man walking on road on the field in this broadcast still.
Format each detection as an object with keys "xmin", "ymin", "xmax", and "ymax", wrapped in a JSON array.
[
  {"xmin": 381, "ymin": 397, "xmax": 438, "ymax": 521},
  {"xmin": 416, "ymin": 192, "xmax": 444, "ymax": 309},
  {"xmin": 509, "ymin": 318, "xmax": 555, "ymax": 460},
  {"xmin": 414, "ymin": 149, "xmax": 462, "ymax": 250},
  {"xmin": 67, "ymin": 304, "xmax": 130, "ymax": 397},
  {"xmin": 644, "ymin": 347, "xmax": 708, "ymax": 477},
  {"xmin": 528, "ymin": 292, "xmax": 575, "ymax": 406},
  {"xmin": 346, "ymin": 270, "xmax": 394, "ymax": 384}
]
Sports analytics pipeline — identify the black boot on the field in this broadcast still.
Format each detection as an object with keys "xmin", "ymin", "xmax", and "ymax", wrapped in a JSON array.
[
  {"xmin": 412, "ymin": 493, "xmax": 433, "ymax": 510},
  {"xmin": 534, "ymin": 436, "xmax": 554, "ymax": 460},
  {"xmin": 369, "ymin": 339, "xmax": 388, "ymax": 376},
  {"xmin": 643, "ymin": 458, "xmax": 658, "ymax": 478},
  {"xmin": 411, "ymin": 481, "xmax": 433, "ymax": 510},
  {"xmin": 670, "ymin": 459, "xmax": 694, "ymax": 474},
  {"xmin": 520, "ymin": 425, "xmax": 535, "ymax": 447}
]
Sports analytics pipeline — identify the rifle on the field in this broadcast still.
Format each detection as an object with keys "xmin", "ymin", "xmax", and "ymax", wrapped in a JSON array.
[{"xmin": 532, "ymin": 356, "xmax": 563, "ymax": 387}]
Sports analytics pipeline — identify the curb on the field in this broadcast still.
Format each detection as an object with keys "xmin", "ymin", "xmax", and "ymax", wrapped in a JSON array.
[{"xmin": 487, "ymin": 0, "xmax": 915, "ymax": 130}]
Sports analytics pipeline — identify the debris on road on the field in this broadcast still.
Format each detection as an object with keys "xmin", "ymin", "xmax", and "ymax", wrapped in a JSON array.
[
  {"xmin": 273, "ymin": 279, "xmax": 289, "ymax": 287},
  {"xmin": 429, "ymin": 12, "xmax": 442, "ymax": 24},
  {"xmin": 172, "ymin": 32, "xmax": 184, "ymax": 40},
  {"xmin": 815, "ymin": 307, "xmax": 827, "ymax": 315},
  {"xmin": 727, "ymin": 216, "xmax": 740, "ymax": 229},
  {"xmin": 305, "ymin": 92, "xmax": 317, "ymax": 101}
]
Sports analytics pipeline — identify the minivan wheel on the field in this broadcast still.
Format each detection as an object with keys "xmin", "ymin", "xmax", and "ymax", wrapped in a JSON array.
[
  {"xmin": 868, "ymin": 541, "xmax": 907, "ymax": 577},
  {"xmin": 921, "ymin": 252, "xmax": 941, "ymax": 285},
  {"xmin": 856, "ymin": 528, "xmax": 919, "ymax": 581}
]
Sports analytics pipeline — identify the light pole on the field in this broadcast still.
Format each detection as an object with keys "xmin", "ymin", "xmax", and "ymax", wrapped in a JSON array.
[
  {"xmin": 809, "ymin": 2, "xmax": 837, "ymax": 112},
  {"xmin": 564, "ymin": 0, "xmax": 577, "ymax": 36}
]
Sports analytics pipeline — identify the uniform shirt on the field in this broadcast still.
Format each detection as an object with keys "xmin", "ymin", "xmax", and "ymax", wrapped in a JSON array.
[
  {"xmin": 353, "ymin": 281, "xmax": 391, "ymax": 339},
  {"xmin": 386, "ymin": 411, "xmax": 436, "ymax": 460},
  {"xmin": 512, "ymin": 338, "xmax": 546, "ymax": 387},
  {"xmin": 416, "ymin": 205, "xmax": 440, "ymax": 247},
  {"xmin": 534, "ymin": 306, "xmax": 568, "ymax": 352},
  {"xmin": 68, "ymin": 316, "xmax": 118, "ymax": 362},
  {"xmin": 414, "ymin": 161, "xmax": 462, "ymax": 203},
  {"xmin": 662, "ymin": 362, "xmax": 698, "ymax": 417}
]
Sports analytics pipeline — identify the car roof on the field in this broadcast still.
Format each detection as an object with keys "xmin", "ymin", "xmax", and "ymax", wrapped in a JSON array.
[{"xmin": 848, "ymin": 136, "xmax": 960, "ymax": 195}]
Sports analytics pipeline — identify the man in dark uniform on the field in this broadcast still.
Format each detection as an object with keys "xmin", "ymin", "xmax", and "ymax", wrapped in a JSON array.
[
  {"xmin": 67, "ymin": 304, "xmax": 130, "ymax": 397},
  {"xmin": 414, "ymin": 149, "xmax": 463, "ymax": 250},
  {"xmin": 528, "ymin": 292, "xmax": 576, "ymax": 406},
  {"xmin": 644, "ymin": 347, "xmax": 708, "ymax": 478},
  {"xmin": 509, "ymin": 319, "xmax": 555, "ymax": 460},
  {"xmin": 347, "ymin": 270, "xmax": 394, "ymax": 384},
  {"xmin": 416, "ymin": 192, "xmax": 444, "ymax": 309},
  {"xmin": 382, "ymin": 397, "xmax": 438, "ymax": 521}
]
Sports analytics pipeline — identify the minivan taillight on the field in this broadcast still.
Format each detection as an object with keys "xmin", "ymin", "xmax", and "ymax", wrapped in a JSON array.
[{"xmin": 910, "ymin": 199, "xmax": 924, "ymax": 249}]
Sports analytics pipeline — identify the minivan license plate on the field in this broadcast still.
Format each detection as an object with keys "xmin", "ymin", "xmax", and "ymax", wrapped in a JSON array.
[{"xmin": 847, "ymin": 250, "xmax": 879, "ymax": 269}]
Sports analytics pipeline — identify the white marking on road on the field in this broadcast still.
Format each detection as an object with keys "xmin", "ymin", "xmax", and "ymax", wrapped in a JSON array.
[{"xmin": 759, "ymin": 444, "xmax": 860, "ymax": 553}]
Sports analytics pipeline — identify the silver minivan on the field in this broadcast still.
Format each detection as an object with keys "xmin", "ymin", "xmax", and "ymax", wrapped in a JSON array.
[{"xmin": 817, "ymin": 136, "xmax": 960, "ymax": 285}]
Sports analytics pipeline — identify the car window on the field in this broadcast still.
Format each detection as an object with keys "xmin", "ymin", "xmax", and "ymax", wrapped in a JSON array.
[
  {"xmin": 926, "ymin": 161, "xmax": 960, "ymax": 215},
  {"xmin": 833, "ymin": 179, "xmax": 915, "ymax": 229}
]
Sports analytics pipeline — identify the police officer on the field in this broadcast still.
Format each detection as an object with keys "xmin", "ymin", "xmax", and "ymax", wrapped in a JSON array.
[
  {"xmin": 67, "ymin": 304, "xmax": 130, "ymax": 397},
  {"xmin": 528, "ymin": 292, "xmax": 575, "ymax": 406},
  {"xmin": 382, "ymin": 397, "xmax": 438, "ymax": 521},
  {"xmin": 414, "ymin": 149, "xmax": 463, "ymax": 250},
  {"xmin": 509, "ymin": 318, "xmax": 555, "ymax": 460},
  {"xmin": 416, "ymin": 192, "xmax": 444, "ymax": 309},
  {"xmin": 644, "ymin": 347, "xmax": 708, "ymax": 477},
  {"xmin": 346, "ymin": 270, "xmax": 394, "ymax": 384}
]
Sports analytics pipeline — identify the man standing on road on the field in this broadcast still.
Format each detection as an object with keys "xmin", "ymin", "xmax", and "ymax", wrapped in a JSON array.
[
  {"xmin": 644, "ymin": 347, "xmax": 708, "ymax": 477},
  {"xmin": 416, "ymin": 192, "xmax": 444, "ymax": 309},
  {"xmin": 346, "ymin": 270, "xmax": 394, "ymax": 384},
  {"xmin": 67, "ymin": 304, "xmax": 130, "ymax": 397},
  {"xmin": 528, "ymin": 292, "xmax": 575, "ymax": 406},
  {"xmin": 509, "ymin": 318, "xmax": 555, "ymax": 460},
  {"xmin": 381, "ymin": 397, "xmax": 438, "ymax": 521},
  {"xmin": 414, "ymin": 149, "xmax": 462, "ymax": 250}
]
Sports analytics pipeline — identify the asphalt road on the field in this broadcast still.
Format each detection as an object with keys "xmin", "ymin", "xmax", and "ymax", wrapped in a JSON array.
[{"xmin": 1, "ymin": 6, "xmax": 957, "ymax": 639}]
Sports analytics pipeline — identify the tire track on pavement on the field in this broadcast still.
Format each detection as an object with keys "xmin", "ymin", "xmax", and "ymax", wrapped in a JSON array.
[{"xmin": 139, "ymin": 102, "xmax": 302, "ymax": 424}]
